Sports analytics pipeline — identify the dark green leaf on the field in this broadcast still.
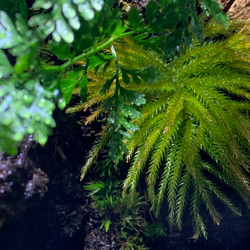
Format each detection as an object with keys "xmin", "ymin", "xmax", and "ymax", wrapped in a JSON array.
[
  {"xmin": 15, "ymin": 14, "xmax": 28, "ymax": 35},
  {"xmin": 103, "ymin": 59, "xmax": 112, "ymax": 74},
  {"xmin": 50, "ymin": 41, "xmax": 72, "ymax": 61},
  {"xmin": 128, "ymin": 7, "xmax": 143, "ymax": 30},
  {"xmin": 89, "ymin": 54, "xmax": 106, "ymax": 70},
  {"xmin": 79, "ymin": 74, "xmax": 88, "ymax": 103},
  {"xmin": 139, "ymin": 66, "xmax": 162, "ymax": 85},
  {"xmin": 131, "ymin": 72, "xmax": 140, "ymax": 85},
  {"xmin": 112, "ymin": 20, "xmax": 128, "ymax": 36},
  {"xmin": 0, "ymin": 0, "xmax": 28, "ymax": 21},
  {"xmin": 145, "ymin": 0, "xmax": 159, "ymax": 25},
  {"xmin": 60, "ymin": 71, "xmax": 80, "ymax": 104},
  {"xmin": 121, "ymin": 68, "xmax": 130, "ymax": 84},
  {"xmin": 0, "ymin": 49, "xmax": 13, "ymax": 77},
  {"xmin": 100, "ymin": 76, "xmax": 115, "ymax": 94},
  {"xmin": 202, "ymin": 0, "xmax": 228, "ymax": 27}
]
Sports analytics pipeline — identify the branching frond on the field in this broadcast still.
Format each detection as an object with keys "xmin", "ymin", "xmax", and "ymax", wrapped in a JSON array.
[
  {"xmin": 74, "ymin": 21, "xmax": 250, "ymax": 238},
  {"xmin": 80, "ymin": 126, "xmax": 111, "ymax": 180}
]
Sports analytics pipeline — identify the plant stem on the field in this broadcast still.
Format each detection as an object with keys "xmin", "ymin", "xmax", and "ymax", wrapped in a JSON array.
[{"xmin": 42, "ymin": 30, "xmax": 136, "ymax": 72}]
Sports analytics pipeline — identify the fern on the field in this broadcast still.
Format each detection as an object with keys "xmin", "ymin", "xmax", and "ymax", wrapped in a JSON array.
[{"xmin": 68, "ymin": 21, "xmax": 250, "ymax": 239}]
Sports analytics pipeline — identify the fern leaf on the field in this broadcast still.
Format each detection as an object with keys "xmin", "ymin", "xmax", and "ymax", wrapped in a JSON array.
[{"xmin": 70, "ymin": 21, "xmax": 250, "ymax": 238}]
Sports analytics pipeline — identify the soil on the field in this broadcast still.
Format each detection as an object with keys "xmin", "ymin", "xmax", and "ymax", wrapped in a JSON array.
[{"xmin": 0, "ymin": 110, "xmax": 122, "ymax": 250}]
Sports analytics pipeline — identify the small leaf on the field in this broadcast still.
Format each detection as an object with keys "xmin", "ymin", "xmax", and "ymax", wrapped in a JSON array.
[
  {"xmin": 103, "ymin": 59, "xmax": 112, "ymax": 74},
  {"xmin": 112, "ymin": 20, "xmax": 128, "ymax": 36},
  {"xmin": 104, "ymin": 220, "xmax": 111, "ymax": 232},
  {"xmin": 79, "ymin": 74, "xmax": 88, "ymax": 103},
  {"xmin": 91, "ymin": 0, "xmax": 104, "ymax": 11},
  {"xmin": 58, "ymin": 97, "xmax": 66, "ymax": 109},
  {"xmin": 0, "ymin": 11, "xmax": 22, "ymax": 49},
  {"xmin": 14, "ymin": 53, "xmax": 30, "ymax": 74},
  {"xmin": 121, "ymin": 68, "xmax": 130, "ymax": 84},
  {"xmin": 88, "ymin": 54, "xmax": 106, "ymax": 70},
  {"xmin": 100, "ymin": 76, "xmax": 115, "ymax": 94},
  {"xmin": 202, "ymin": 0, "xmax": 228, "ymax": 27},
  {"xmin": 145, "ymin": 0, "xmax": 159, "ymax": 25},
  {"xmin": 130, "ymin": 72, "xmax": 140, "ymax": 85},
  {"xmin": 128, "ymin": 7, "xmax": 143, "ymax": 30},
  {"xmin": 139, "ymin": 66, "xmax": 162, "ymax": 85},
  {"xmin": 78, "ymin": 2, "xmax": 95, "ymax": 20},
  {"xmin": 62, "ymin": 2, "xmax": 76, "ymax": 19},
  {"xmin": 69, "ymin": 15, "xmax": 80, "ymax": 30},
  {"xmin": 60, "ymin": 70, "xmax": 80, "ymax": 104},
  {"xmin": 0, "ymin": 49, "xmax": 13, "ymax": 78},
  {"xmin": 56, "ymin": 18, "xmax": 74, "ymax": 43},
  {"xmin": 50, "ymin": 40, "xmax": 72, "ymax": 60},
  {"xmin": 15, "ymin": 14, "xmax": 29, "ymax": 35}
]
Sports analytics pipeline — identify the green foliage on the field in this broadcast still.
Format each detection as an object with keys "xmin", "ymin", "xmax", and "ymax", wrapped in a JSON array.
[
  {"xmin": 1, "ymin": 0, "xmax": 247, "ymax": 242},
  {"xmin": 29, "ymin": 0, "xmax": 104, "ymax": 43},
  {"xmin": 0, "ymin": 0, "xmax": 228, "ymax": 154},
  {"xmin": 84, "ymin": 179, "xmax": 147, "ymax": 235},
  {"xmin": 0, "ymin": 0, "xmax": 28, "ymax": 21},
  {"xmin": 0, "ymin": 12, "xmax": 57, "ymax": 154},
  {"xmin": 146, "ymin": 222, "xmax": 166, "ymax": 240},
  {"xmin": 129, "ymin": 0, "xmax": 228, "ymax": 57},
  {"xmin": 78, "ymin": 21, "xmax": 250, "ymax": 239}
]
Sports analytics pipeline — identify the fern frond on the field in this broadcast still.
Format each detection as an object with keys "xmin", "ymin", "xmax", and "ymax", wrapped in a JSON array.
[
  {"xmin": 204, "ymin": 178, "xmax": 241, "ymax": 216},
  {"xmin": 175, "ymin": 170, "xmax": 191, "ymax": 230},
  {"xmin": 125, "ymin": 113, "xmax": 165, "ymax": 160},
  {"xmin": 123, "ymin": 124, "xmax": 162, "ymax": 195},
  {"xmin": 147, "ymin": 113, "xmax": 184, "ymax": 203},
  {"xmin": 191, "ymin": 181, "xmax": 208, "ymax": 240},
  {"xmin": 154, "ymin": 145, "xmax": 178, "ymax": 216},
  {"xmin": 80, "ymin": 126, "xmax": 111, "ymax": 180},
  {"xmin": 195, "ymin": 167, "xmax": 222, "ymax": 226},
  {"xmin": 73, "ymin": 21, "xmax": 250, "ymax": 238}
]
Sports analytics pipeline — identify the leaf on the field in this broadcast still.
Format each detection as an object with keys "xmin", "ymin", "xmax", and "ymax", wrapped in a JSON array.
[
  {"xmin": 0, "ymin": 0, "xmax": 28, "ymax": 21},
  {"xmin": 0, "ymin": 11, "xmax": 23, "ymax": 49},
  {"xmin": 127, "ymin": 7, "xmax": 143, "ymax": 30},
  {"xmin": 55, "ymin": 18, "xmax": 74, "ymax": 43},
  {"xmin": 120, "ymin": 103, "xmax": 141, "ymax": 119},
  {"xmin": 121, "ymin": 67, "xmax": 130, "ymax": 84},
  {"xmin": 79, "ymin": 74, "xmax": 88, "ymax": 103},
  {"xmin": 130, "ymin": 72, "xmax": 140, "ymax": 85},
  {"xmin": 0, "ymin": 78, "xmax": 56, "ymax": 154},
  {"xmin": 112, "ymin": 20, "xmax": 128, "ymax": 36},
  {"xmin": 78, "ymin": 1, "xmax": 95, "ymax": 20},
  {"xmin": 145, "ymin": 0, "xmax": 159, "ymax": 25},
  {"xmin": 191, "ymin": 10, "xmax": 203, "ymax": 42},
  {"xmin": 0, "ymin": 49, "xmax": 14, "ymax": 78},
  {"xmin": 139, "ymin": 66, "xmax": 162, "ymax": 85},
  {"xmin": 202, "ymin": 0, "xmax": 228, "ymax": 27},
  {"xmin": 60, "ymin": 71, "xmax": 80, "ymax": 104},
  {"xmin": 50, "ymin": 40, "xmax": 72, "ymax": 60},
  {"xmin": 104, "ymin": 220, "xmax": 111, "ymax": 232},
  {"xmin": 30, "ymin": 0, "xmax": 104, "ymax": 43},
  {"xmin": 15, "ymin": 14, "xmax": 29, "ymax": 35},
  {"xmin": 100, "ymin": 76, "xmax": 115, "ymax": 94},
  {"xmin": 14, "ymin": 53, "xmax": 31, "ymax": 74},
  {"xmin": 107, "ymin": 131, "xmax": 124, "ymax": 164},
  {"xmin": 88, "ymin": 54, "xmax": 106, "ymax": 71}
]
